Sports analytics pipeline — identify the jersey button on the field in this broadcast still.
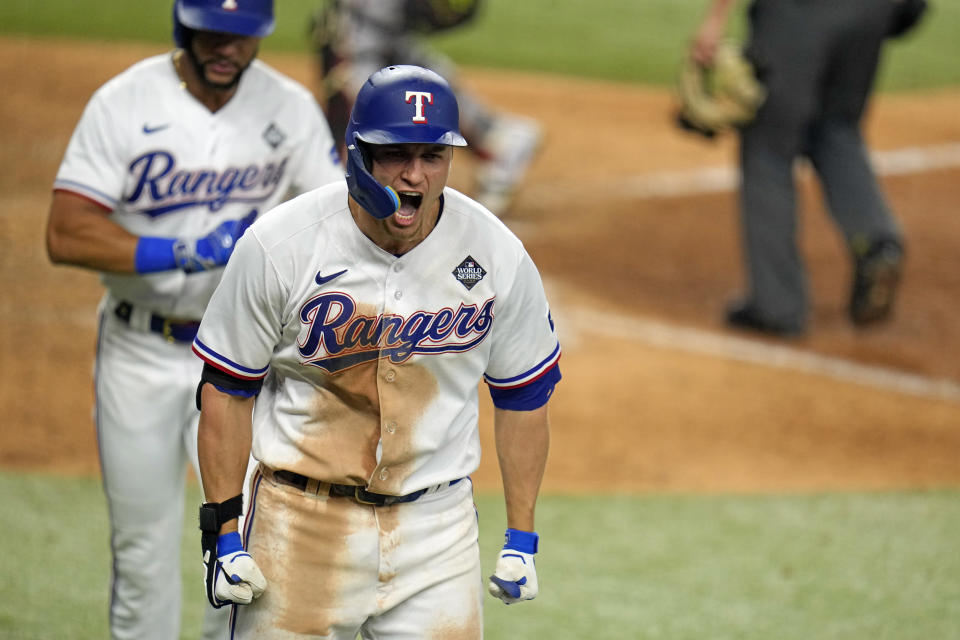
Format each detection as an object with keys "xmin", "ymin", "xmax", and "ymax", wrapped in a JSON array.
[
  {"xmin": 384, "ymin": 369, "xmax": 396, "ymax": 382},
  {"xmin": 385, "ymin": 421, "xmax": 397, "ymax": 434},
  {"xmin": 393, "ymin": 263, "xmax": 403, "ymax": 272},
  {"xmin": 379, "ymin": 468, "xmax": 389, "ymax": 481},
  {"xmin": 394, "ymin": 289, "xmax": 403, "ymax": 300}
]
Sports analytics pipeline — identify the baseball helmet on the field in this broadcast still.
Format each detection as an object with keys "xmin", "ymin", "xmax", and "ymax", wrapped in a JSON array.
[
  {"xmin": 173, "ymin": 0, "xmax": 275, "ymax": 48},
  {"xmin": 345, "ymin": 65, "xmax": 467, "ymax": 219}
]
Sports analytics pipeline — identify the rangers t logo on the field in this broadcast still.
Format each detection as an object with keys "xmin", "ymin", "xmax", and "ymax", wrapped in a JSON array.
[{"xmin": 405, "ymin": 91, "xmax": 434, "ymax": 123}]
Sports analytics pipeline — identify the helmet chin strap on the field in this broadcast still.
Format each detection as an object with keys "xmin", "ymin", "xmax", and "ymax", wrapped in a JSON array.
[{"xmin": 345, "ymin": 141, "xmax": 400, "ymax": 219}]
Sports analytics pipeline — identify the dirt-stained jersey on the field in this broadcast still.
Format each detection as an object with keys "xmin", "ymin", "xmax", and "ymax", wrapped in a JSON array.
[{"xmin": 193, "ymin": 182, "xmax": 561, "ymax": 495}]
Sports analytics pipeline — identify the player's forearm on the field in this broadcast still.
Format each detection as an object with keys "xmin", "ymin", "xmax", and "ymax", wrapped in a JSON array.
[
  {"xmin": 692, "ymin": 0, "xmax": 739, "ymax": 64},
  {"xmin": 46, "ymin": 190, "xmax": 139, "ymax": 273},
  {"xmin": 493, "ymin": 405, "xmax": 550, "ymax": 532},
  {"xmin": 702, "ymin": 0, "xmax": 738, "ymax": 25},
  {"xmin": 198, "ymin": 383, "xmax": 255, "ymax": 534}
]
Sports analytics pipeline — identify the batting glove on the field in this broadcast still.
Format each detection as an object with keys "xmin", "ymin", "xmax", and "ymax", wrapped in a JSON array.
[
  {"xmin": 174, "ymin": 209, "xmax": 257, "ymax": 273},
  {"xmin": 488, "ymin": 528, "xmax": 539, "ymax": 604},
  {"xmin": 205, "ymin": 532, "xmax": 267, "ymax": 606}
]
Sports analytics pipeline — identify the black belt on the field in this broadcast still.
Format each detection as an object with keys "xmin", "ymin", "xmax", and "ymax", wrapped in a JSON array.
[
  {"xmin": 114, "ymin": 300, "xmax": 201, "ymax": 344},
  {"xmin": 273, "ymin": 469, "xmax": 461, "ymax": 507}
]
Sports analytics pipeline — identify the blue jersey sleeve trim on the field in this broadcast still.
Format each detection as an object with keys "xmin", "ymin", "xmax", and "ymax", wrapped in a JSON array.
[
  {"xmin": 488, "ymin": 363, "xmax": 561, "ymax": 411},
  {"xmin": 485, "ymin": 343, "xmax": 561, "ymax": 388},
  {"xmin": 192, "ymin": 338, "xmax": 269, "ymax": 379}
]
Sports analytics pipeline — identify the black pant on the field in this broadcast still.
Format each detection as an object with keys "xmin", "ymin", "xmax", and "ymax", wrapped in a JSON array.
[{"xmin": 737, "ymin": 0, "xmax": 902, "ymax": 328}]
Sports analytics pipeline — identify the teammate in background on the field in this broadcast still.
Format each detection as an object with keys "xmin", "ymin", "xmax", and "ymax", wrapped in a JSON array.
[
  {"xmin": 192, "ymin": 65, "xmax": 560, "ymax": 637},
  {"xmin": 312, "ymin": 0, "xmax": 542, "ymax": 217},
  {"xmin": 44, "ymin": 1, "xmax": 342, "ymax": 638},
  {"xmin": 691, "ymin": 0, "xmax": 909, "ymax": 336}
]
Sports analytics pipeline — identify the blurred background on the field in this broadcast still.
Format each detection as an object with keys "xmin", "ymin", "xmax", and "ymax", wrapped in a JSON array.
[{"xmin": 1, "ymin": 1, "xmax": 959, "ymax": 638}]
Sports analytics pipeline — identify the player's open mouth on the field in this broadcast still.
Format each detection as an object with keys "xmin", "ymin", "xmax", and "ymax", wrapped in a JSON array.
[{"xmin": 395, "ymin": 191, "xmax": 422, "ymax": 222}]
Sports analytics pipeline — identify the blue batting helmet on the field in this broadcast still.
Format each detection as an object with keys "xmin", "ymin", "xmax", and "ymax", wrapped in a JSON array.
[
  {"xmin": 345, "ymin": 65, "xmax": 467, "ymax": 219},
  {"xmin": 173, "ymin": 0, "xmax": 275, "ymax": 47}
]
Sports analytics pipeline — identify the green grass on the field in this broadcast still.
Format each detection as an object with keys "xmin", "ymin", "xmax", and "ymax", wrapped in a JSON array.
[
  {"xmin": 2, "ymin": 470, "xmax": 960, "ymax": 639},
  {"xmin": 1, "ymin": 0, "xmax": 957, "ymax": 89}
]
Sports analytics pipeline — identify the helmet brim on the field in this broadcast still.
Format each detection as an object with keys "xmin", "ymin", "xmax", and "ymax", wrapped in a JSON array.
[
  {"xmin": 355, "ymin": 128, "xmax": 467, "ymax": 148},
  {"xmin": 176, "ymin": 4, "xmax": 275, "ymax": 38}
]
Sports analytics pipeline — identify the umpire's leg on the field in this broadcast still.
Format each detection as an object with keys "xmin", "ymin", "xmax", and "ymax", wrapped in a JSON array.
[{"xmin": 807, "ymin": 0, "xmax": 902, "ymax": 248}]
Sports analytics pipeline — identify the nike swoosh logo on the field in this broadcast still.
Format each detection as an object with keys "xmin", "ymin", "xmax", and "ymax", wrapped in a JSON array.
[
  {"xmin": 315, "ymin": 269, "xmax": 348, "ymax": 286},
  {"xmin": 142, "ymin": 123, "xmax": 170, "ymax": 134}
]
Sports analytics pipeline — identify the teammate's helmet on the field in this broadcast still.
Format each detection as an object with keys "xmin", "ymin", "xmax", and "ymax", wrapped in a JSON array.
[
  {"xmin": 173, "ymin": 0, "xmax": 275, "ymax": 48},
  {"xmin": 345, "ymin": 65, "xmax": 467, "ymax": 219}
]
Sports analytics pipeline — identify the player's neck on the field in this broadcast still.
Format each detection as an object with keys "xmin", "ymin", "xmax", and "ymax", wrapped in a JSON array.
[
  {"xmin": 348, "ymin": 196, "xmax": 441, "ymax": 257},
  {"xmin": 173, "ymin": 49, "xmax": 238, "ymax": 113}
]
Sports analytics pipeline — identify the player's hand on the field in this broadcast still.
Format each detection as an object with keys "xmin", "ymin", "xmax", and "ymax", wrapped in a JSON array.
[
  {"xmin": 175, "ymin": 209, "xmax": 258, "ymax": 273},
  {"xmin": 205, "ymin": 531, "xmax": 267, "ymax": 606},
  {"xmin": 487, "ymin": 528, "xmax": 539, "ymax": 604},
  {"xmin": 691, "ymin": 23, "xmax": 722, "ymax": 66}
]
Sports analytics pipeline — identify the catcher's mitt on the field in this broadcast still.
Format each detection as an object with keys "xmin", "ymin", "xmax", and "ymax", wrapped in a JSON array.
[{"xmin": 676, "ymin": 41, "xmax": 766, "ymax": 139}]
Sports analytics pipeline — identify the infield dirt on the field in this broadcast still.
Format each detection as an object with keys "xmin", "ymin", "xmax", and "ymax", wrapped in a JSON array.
[{"xmin": 2, "ymin": 37, "xmax": 959, "ymax": 493}]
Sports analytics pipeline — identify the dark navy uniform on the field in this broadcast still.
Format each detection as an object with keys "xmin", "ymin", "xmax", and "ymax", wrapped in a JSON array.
[{"xmin": 696, "ymin": 0, "xmax": 909, "ymax": 335}]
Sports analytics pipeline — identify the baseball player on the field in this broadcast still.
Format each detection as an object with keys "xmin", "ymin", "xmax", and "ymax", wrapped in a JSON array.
[
  {"xmin": 312, "ymin": 0, "xmax": 542, "ymax": 217},
  {"xmin": 691, "ymin": 0, "xmax": 907, "ymax": 335},
  {"xmin": 193, "ymin": 64, "xmax": 561, "ymax": 638},
  {"xmin": 44, "ymin": 1, "xmax": 342, "ymax": 638}
]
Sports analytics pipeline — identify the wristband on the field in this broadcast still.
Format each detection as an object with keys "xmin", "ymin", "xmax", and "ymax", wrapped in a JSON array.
[
  {"xmin": 217, "ymin": 531, "xmax": 243, "ymax": 555},
  {"xmin": 199, "ymin": 494, "xmax": 244, "ymax": 609},
  {"xmin": 504, "ymin": 528, "xmax": 539, "ymax": 554},
  {"xmin": 199, "ymin": 494, "xmax": 244, "ymax": 533},
  {"xmin": 134, "ymin": 237, "xmax": 177, "ymax": 273}
]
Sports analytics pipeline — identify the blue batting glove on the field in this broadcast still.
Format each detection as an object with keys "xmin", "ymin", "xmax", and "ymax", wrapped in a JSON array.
[
  {"xmin": 204, "ymin": 531, "xmax": 267, "ymax": 607},
  {"xmin": 488, "ymin": 528, "xmax": 539, "ymax": 604},
  {"xmin": 175, "ymin": 209, "xmax": 257, "ymax": 273}
]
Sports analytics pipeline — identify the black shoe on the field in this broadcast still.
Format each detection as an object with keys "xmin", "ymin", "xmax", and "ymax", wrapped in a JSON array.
[
  {"xmin": 725, "ymin": 301, "xmax": 804, "ymax": 337},
  {"xmin": 850, "ymin": 238, "xmax": 903, "ymax": 326}
]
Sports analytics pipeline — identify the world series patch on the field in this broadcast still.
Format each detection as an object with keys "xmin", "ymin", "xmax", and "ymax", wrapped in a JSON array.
[
  {"xmin": 262, "ymin": 122, "xmax": 286, "ymax": 150},
  {"xmin": 453, "ymin": 256, "xmax": 486, "ymax": 290}
]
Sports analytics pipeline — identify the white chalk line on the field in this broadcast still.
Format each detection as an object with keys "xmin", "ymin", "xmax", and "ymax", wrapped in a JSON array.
[
  {"xmin": 526, "ymin": 142, "xmax": 960, "ymax": 201},
  {"xmin": 522, "ymin": 143, "xmax": 960, "ymax": 403},
  {"xmin": 556, "ymin": 305, "xmax": 960, "ymax": 404}
]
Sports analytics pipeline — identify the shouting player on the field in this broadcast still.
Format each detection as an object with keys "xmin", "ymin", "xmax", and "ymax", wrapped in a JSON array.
[
  {"xmin": 44, "ymin": 1, "xmax": 342, "ymax": 638},
  {"xmin": 193, "ymin": 65, "xmax": 561, "ymax": 637}
]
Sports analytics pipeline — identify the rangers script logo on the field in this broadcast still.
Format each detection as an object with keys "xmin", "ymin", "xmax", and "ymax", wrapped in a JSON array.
[
  {"xmin": 297, "ymin": 292, "xmax": 495, "ymax": 373},
  {"xmin": 125, "ymin": 150, "xmax": 288, "ymax": 217}
]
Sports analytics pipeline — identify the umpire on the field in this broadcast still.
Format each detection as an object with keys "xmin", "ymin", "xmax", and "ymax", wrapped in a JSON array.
[{"xmin": 691, "ymin": 0, "xmax": 920, "ymax": 336}]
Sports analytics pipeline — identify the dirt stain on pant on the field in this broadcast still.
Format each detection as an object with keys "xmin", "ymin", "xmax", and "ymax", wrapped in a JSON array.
[{"xmin": 241, "ymin": 475, "xmax": 379, "ymax": 637}]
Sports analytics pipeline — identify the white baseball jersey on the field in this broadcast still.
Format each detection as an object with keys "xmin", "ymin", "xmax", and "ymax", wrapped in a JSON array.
[
  {"xmin": 54, "ymin": 52, "xmax": 343, "ymax": 319},
  {"xmin": 194, "ymin": 182, "xmax": 561, "ymax": 495}
]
